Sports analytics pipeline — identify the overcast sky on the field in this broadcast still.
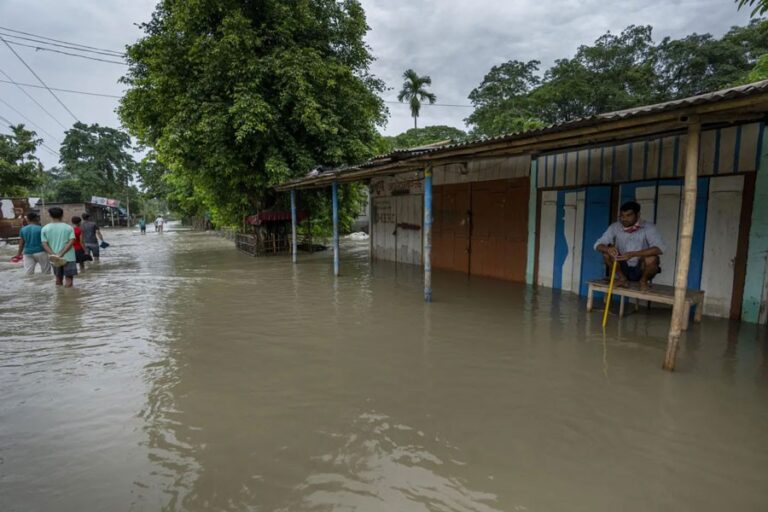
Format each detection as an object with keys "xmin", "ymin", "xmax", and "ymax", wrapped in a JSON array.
[{"xmin": 0, "ymin": 0, "xmax": 753, "ymax": 168}]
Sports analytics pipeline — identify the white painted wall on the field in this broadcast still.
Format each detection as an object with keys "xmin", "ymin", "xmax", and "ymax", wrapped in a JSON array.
[
  {"xmin": 635, "ymin": 186, "xmax": 657, "ymax": 222},
  {"xmin": 537, "ymin": 191, "xmax": 558, "ymax": 288},
  {"xmin": 372, "ymin": 197, "xmax": 396, "ymax": 262},
  {"xmin": 395, "ymin": 194, "xmax": 423, "ymax": 265},
  {"xmin": 561, "ymin": 191, "xmax": 586, "ymax": 293},
  {"xmin": 654, "ymin": 185, "xmax": 682, "ymax": 287},
  {"xmin": 700, "ymin": 175, "xmax": 744, "ymax": 317}
]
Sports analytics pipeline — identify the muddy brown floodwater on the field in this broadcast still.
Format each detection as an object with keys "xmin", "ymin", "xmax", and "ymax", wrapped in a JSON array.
[{"xmin": 1, "ymin": 226, "xmax": 768, "ymax": 511}]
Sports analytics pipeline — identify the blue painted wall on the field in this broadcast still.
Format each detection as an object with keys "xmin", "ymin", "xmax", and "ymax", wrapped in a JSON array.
[
  {"xmin": 579, "ymin": 186, "xmax": 612, "ymax": 296},
  {"xmin": 552, "ymin": 191, "xmax": 568, "ymax": 290},
  {"xmin": 544, "ymin": 178, "xmax": 711, "ymax": 296},
  {"xmin": 688, "ymin": 178, "xmax": 709, "ymax": 290},
  {"xmin": 742, "ymin": 124, "xmax": 768, "ymax": 323}
]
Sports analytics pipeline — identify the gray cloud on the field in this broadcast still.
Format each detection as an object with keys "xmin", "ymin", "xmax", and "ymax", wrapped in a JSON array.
[{"xmin": 0, "ymin": 0, "xmax": 753, "ymax": 168}]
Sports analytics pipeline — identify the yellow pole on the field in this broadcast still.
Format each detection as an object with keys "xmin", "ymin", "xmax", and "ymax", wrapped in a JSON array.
[{"xmin": 602, "ymin": 259, "xmax": 618, "ymax": 328}]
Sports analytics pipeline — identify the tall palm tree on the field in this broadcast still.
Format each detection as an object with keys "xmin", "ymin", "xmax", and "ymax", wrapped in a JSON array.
[{"xmin": 397, "ymin": 69, "xmax": 437, "ymax": 129}]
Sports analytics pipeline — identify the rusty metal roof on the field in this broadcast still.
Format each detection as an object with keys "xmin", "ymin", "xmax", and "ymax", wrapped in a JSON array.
[{"xmin": 276, "ymin": 80, "xmax": 768, "ymax": 190}]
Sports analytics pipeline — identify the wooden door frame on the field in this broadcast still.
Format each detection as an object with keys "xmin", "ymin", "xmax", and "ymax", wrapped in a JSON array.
[{"xmin": 730, "ymin": 172, "xmax": 756, "ymax": 319}]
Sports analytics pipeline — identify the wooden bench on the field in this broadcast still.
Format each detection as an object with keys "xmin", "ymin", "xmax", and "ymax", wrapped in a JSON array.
[{"xmin": 586, "ymin": 280, "xmax": 705, "ymax": 330}]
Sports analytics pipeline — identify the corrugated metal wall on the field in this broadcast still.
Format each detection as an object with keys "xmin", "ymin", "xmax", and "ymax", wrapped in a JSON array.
[
  {"xmin": 371, "ymin": 157, "xmax": 530, "ymax": 282},
  {"xmin": 537, "ymin": 123, "xmax": 761, "ymax": 189}
]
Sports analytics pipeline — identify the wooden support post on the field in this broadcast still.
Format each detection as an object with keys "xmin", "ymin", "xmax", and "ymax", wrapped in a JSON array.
[
  {"xmin": 367, "ymin": 182, "xmax": 373, "ymax": 262},
  {"xmin": 423, "ymin": 164, "xmax": 433, "ymax": 302},
  {"xmin": 332, "ymin": 181, "xmax": 339, "ymax": 276},
  {"xmin": 290, "ymin": 189, "xmax": 297, "ymax": 264},
  {"xmin": 663, "ymin": 121, "xmax": 700, "ymax": 371}
]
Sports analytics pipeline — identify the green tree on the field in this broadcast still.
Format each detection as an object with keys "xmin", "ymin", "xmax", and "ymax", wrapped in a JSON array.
[
  {"xmin": 655, "ymin": 21, "xmax": 768, "ymax": 97},
  {"xmin": 136, "ymin": 151, "xmax": 171, "ymax": 199},
  {"xmin": 738, "ymin": 0, "xmax": 768, "ymax": 16},
  {"xmin": 397, "ymin": 69, "xmax": 437, "ymax": 129},
  {"xmin": 56, "ymin": 122, "xmax": 136, "ymax": 202},
  {"xmin": 466, "ymin": 60, "xmax": 543, "ymax": 137},
  {"xmin": 119, "ymin": 0, "xmax": 385, "ymax": 226},
  {"xmin": 0, "ymin": 124, "xmax": 43, "ymax": 196},
  {"xmin": 537, "ymin": 25, "xmax": 657, "ymax": 123},
  {"xmin": 387, "ymin": 125, "xmax": 466, "ymax": 150},
  {"xmin": 747, "ymin": 53, "xmax": 768, "ymax": 80},
  {"xmin": 466, "ymin": 21, "xmax": 768, "ymax": 135}
]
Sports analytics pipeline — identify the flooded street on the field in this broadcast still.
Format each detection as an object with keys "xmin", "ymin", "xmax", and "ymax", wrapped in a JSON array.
[{"xmin": 1, "ymin": 226, "xmax": 768, "ymax": 511}]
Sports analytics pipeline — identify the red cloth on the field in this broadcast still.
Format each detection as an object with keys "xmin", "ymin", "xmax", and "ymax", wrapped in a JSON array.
[
  {"xmin": 73, "ymin": 226, "xmax": 83, "ymax": 251},
  {"xmin": 622, "ymin": 220, "xmax": 643, "ymax": 234}
]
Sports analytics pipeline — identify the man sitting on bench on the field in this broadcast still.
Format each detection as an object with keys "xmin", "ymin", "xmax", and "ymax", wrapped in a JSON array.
[{"xmin": 594, "ymin": 201, "xmax": 666, "ymax": 291}]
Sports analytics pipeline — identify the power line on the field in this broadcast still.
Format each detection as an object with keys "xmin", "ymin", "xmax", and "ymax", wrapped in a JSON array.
[
  {"xmin": 0, "ymin": 67, "xmax": 68, "ymax": 130},
  {"xmin": 0, "ymin": 97, "xmax": 61, "ymax": 143},
  {"xmin": 2, "ymin": 39, "xmax": 128, "ymax": 65},
  {"xmin": 0, "ymin": 25, "xmax": 124, "ymax": 55},
  {"xmin": 0, "ymin": 32, "xmax": 125, "ymax": 57},
  {"xmin": 0, "ymin": 79, "xmax": 122, "ymax": 98},
  {"xmin": 0, "ymin": 36, "xmax": 80, "ymax": 122}
]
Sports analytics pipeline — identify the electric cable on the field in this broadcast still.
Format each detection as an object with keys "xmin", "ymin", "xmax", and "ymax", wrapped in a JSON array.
[{"xmin": 1, "ymin": 36, "xmax": 80, "ymax": 122}]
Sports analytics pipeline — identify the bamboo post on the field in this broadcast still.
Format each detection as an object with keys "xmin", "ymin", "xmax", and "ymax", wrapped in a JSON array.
[{"xmin": 663, "ymin": 120, "xmax": 700, "ymax": 371}]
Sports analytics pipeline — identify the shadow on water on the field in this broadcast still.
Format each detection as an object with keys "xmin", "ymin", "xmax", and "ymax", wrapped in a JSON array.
[{"xmin": 2, "ymin": 230, "xmax": 768, "ymax": 511}]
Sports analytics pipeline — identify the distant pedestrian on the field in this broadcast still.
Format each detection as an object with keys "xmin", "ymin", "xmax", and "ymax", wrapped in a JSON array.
[
  {"xmin": 41, "ymin": 207, "xmax": 77, "ymax": 287},
  {"xmin": 14, "ymin": 211, "xmax": 51, "ymax": 275},
  {"xmin": 81, "ymin": 212, "xmax": 105, "ymax": 262},
  {"xmin": 71, "ymin": 216, "xmax": 90, "ymax": 272},
  {"xmin": 138, "ymin": 217, "xmax": 146, "ymax": 234},
  {"xmin": 155, "ymin": 216, "xmax": 164, "ymax": 234}
]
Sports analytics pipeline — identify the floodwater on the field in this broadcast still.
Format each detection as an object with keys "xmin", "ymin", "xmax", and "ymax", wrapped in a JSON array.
[{"xmin": 1, "ymin": 226, "xmax": 767, "ymax": 512}]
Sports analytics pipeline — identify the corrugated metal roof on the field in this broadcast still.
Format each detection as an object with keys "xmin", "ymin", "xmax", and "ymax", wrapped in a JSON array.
[{"xmin": 276, "ymin": 80, "xmax": 768, "ymax": 190}]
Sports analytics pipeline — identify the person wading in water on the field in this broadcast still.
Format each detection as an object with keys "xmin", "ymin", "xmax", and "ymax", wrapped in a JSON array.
[
  {"xmin": 81, "ymin": 213, "xmax": 105, "ymax": 262},
  {"xmin": 594, "ymin": 201, "xmax": 666, "ymax": 291}
]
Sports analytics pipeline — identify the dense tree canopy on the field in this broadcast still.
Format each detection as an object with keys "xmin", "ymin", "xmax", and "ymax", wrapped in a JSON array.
[
  {"xmin": 467, "ymin": 21, "xmax": 768, "ymax": 137},
  {"xmin": 379, "ymin": 125, "xmax": 467, "ymax": 153},
  {"xmin": 0, "ymin": 124, "xmax": 43, "ymax": 197},
  {"xmin": 53, "ymin": 122, "xmax": 136, "ymax": 203},
  {"xmin": 119, "ymin": 0, "xmax": 386, "ymax": 226}
]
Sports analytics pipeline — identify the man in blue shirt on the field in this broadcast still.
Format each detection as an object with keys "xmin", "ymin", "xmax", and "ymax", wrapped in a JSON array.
[
  {"xmin": 594, "ymin": 201, "xmax": 666, "ymax": 291},
  {"xmin": 14, "ymin": 211, "xmax": 51, "ymax": 275}
]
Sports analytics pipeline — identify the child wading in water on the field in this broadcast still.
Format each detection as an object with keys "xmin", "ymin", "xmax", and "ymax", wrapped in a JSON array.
[
  {"xmin": 41, "ymin": 207, "xmax": 78, "ymax": 287},
  {"xmin": 71, "ymin": 216, "xmax": 90, "ymax": 272}
]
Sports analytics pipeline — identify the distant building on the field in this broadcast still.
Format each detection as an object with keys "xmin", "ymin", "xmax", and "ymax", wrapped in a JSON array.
[
  {"xmin": 0, "ymin": 198, "xmax": 34, "ymax": 240},
  {"xmin": 40, "ymin": 202, "xmax": 126, "ymax": 227}
]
